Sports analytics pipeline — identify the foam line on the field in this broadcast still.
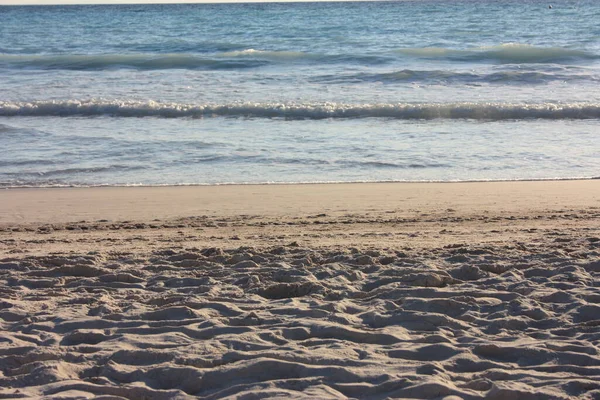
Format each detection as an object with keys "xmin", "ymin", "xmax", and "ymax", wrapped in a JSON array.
[{"xmin": 1, "ymin": 100, "xmax": 599, "ymax": 120}]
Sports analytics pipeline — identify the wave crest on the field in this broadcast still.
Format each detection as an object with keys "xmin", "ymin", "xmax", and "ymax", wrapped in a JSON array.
[
  {"xmin": 1, "ymin": 100, "xmax": 600, "ymax": 120},
  {"xmin": 219, "ymin": 49, "xmax": 308, "ymax": 60},
  {"xmin": 0, "ymin": 51, "xmax": 393, "ymax": 70},
  {"xmin": 314, "ymin": 69, "xmax": 596, "ymax": 84},
  {"xmin": 396, "ymin": 44, "xmax": 597, "ymax": 63},
  {"xmin": 0, "ymin": 53, "xmax": 269, "ymax": 70}
]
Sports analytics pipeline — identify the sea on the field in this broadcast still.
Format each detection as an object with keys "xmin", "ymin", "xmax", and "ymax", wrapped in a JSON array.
[{"xmin": 1, "ymin": 0, "xmax": 599, "ymax": 187}]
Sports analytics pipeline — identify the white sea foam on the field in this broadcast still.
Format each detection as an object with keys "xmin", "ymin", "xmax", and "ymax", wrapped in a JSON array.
[
  {"xmin": 1, "ymin": 176, "xmax": 598, "ymax": 189},
  {"xmin": 1, "ymin": 100, "xmax": 599, "ymax": 120},
  {"xmin": 218, "ymin": 49, "xmax": 308, "ymax": 60}
]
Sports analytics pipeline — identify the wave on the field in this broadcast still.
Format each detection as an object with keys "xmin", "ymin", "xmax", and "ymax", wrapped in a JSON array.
[
  {"xmin": 314, "ymin": 69, "xmax": 598, "ymax": 84},
  {"xmin": 2, "ymin": 164, "xmax": 145, "ymax": 178},
  {"xmin": 2, "ymin": 44, "xmax": 590, "ymax": 71},
  {"xmin": 2, "ymin": 100, "xmax": 600, "ymax": 120},
  {"xmin": 0, "ymin": 50, "xmax": 394, "ymax": 70},
  {"xmin": 0, "ymin": 159, "xmax": 57, "ymax": 168},
  {"xmin": 119, "ymin": 41, "xmax": 247, "ymax": 55},
  {"xmin": 219, "ymin": 48, "xmax": 308, "ymax": 60},
  {"xmin": 0, "ymin": 124, "xmax": 13, "ymax": 133},
  {"xmin": 396, "ymin": 44, "xmax": 598, "ymax": 64},
  {"xmin": 0, "ymin": 53, "xmax": 270, "ymax": 71}
]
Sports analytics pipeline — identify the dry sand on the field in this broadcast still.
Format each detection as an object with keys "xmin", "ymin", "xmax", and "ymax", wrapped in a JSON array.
[{"xmin": 0, "ymin": 181, "xmax": 599, "ymax": 399}]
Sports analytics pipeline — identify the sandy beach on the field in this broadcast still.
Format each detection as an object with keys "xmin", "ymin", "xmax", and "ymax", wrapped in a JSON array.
[{"xmin": 1, "ymin": 180, "xmax": 599, "ymax": 399}]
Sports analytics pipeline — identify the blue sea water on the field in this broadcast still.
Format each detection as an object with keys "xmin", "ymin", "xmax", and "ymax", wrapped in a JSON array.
[{"xmin": 0, "ymin": 0, "xmax": 599, "ymax": 187}]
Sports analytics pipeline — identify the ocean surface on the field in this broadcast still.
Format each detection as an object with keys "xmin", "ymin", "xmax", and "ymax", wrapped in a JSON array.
[{"xmin": 1, "ymin": 0, "xmax": 599, "ymax": 187}]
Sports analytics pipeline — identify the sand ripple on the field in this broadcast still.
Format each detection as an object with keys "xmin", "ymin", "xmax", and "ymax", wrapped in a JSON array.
[{"xmin": 1, "ymin": 240, "xmax": 600, "ymax": 399}]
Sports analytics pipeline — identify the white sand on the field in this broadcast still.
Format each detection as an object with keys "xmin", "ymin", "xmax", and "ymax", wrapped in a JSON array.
[{"xmin": 1, "ymin": 181, "xmax": 599, "ymax": 399}]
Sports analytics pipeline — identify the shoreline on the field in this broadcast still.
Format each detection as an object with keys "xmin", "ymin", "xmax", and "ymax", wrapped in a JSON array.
[
  {"xmin": 1, "ymin": 179, "xmax": 599, "ymax": 225},
  {"xmin": 2, "ymin": 175, "xmax": 598, "ymax": 189}
]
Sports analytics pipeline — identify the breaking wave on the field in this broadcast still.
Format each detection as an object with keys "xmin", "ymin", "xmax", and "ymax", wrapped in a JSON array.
[{"xmin": 1, "ymin": 100, "xmax": 600, "ymax": 120}]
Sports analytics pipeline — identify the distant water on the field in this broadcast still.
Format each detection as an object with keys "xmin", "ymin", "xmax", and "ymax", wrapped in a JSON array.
[{"xmin": 1, "ymin": 0, "xmax": 599, "ymax": 187}]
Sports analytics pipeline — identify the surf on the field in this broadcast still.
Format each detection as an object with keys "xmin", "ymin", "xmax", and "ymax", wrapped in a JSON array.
[{"xmin": 2, "ymin": 100, "xmax": 600, "ymax": 120}]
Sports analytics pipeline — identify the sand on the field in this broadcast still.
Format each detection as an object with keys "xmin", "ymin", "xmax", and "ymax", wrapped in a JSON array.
[{"xmin": 1, "ymin": 180, "xmax": 599, "ymax": 399}]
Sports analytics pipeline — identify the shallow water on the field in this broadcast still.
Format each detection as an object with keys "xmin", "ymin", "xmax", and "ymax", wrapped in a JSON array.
[{"xmin": 1, "ymin": 0, "xmax": 599, "ymax": 186}]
